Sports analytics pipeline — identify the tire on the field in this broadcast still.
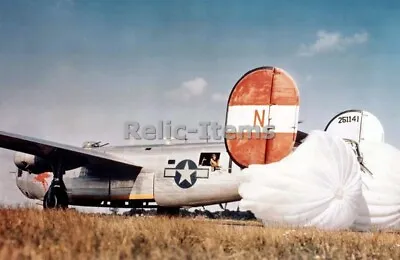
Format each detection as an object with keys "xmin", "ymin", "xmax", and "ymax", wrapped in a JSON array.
[{"xmin": 43, "ymin": 187, "xmax": 69, "ymax": 209}]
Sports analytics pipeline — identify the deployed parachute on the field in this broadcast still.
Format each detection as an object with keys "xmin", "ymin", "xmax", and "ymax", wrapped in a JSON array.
[
  {"xmin": 323, "ymin": 109, "xmax": 400, "ymax": 231},
  {"xmin": 226, "ymin": 67, "xmax": 395, "ymax": 231},
  {"xmin": 238, "ymin": 130, "xmax": 363, "ymax": 230},
  {"xmin": 352, "ymin": 141, "xmax": 400, "ymax": 231}
]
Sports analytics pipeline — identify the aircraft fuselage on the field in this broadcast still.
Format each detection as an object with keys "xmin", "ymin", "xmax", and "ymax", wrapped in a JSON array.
[{"xmin": 16, "ymin": 142, "xmax": 247, "ymax": 208}]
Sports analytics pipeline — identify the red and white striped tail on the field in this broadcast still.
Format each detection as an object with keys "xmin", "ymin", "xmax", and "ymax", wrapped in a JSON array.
[{"xmin": 225, "ymin": 67, "xmax": 300, "ymax": 168}]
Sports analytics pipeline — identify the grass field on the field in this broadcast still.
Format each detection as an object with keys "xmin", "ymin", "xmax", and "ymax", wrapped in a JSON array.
[{"xmin": 0, "ymin": 208, "xmax": 399, "ymax": 259}]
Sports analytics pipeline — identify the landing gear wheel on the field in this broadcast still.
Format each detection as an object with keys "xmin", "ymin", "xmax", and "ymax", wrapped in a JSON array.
[
  {"xmin": 43, "ymin": 156, "xmax": 69, "ymax": 210},
  {"xmin": 43, "ymin": 182, "xmax": 69, "ymax": 210}
]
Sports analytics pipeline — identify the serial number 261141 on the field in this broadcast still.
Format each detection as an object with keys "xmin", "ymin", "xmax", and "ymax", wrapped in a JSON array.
[{"xmin": 338, "ymin": 115, "xmax": 360, "ymax": 124}]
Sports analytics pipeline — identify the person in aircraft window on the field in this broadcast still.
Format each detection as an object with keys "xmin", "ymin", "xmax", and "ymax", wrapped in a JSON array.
[{"xmin": 210, "ymin": 154, "xmax": 220, "ymax": 171}]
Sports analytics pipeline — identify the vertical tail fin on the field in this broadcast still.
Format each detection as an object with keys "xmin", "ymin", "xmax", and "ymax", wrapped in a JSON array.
[
  {"xmin": 324, "ymin": 109, "xmax": 384, "ymax": 144},
  {"xmin": 224, "ymin": 67, "xmax": 300, "ymax": 168}
]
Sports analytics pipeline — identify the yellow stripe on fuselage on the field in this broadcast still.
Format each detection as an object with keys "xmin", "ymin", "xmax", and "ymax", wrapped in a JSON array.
[{"xmin": 110, "ymin": 194, "xmax": 154, "ymax": 200}]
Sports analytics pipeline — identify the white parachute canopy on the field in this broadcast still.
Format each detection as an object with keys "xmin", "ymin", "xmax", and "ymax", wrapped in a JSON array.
[
  {"xmin": 325, "ymin": 110, "xmax": 384, "ymax": 144},
  {"xmin": 352, "ymin": 141, "xmax": 400, "ymax": 231},
  {"xmin": 323, "ymin": 109, "xmax": 400, "ymax": 231},
  {"xmin": 238, "ymin": 130, "xmax": 363, "ymax": 230}
]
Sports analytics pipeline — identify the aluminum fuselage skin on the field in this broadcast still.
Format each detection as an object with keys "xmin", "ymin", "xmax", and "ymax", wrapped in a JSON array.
[{"xmin": 16, "ymin": 142, "xmax": 249, "ymax": 208}]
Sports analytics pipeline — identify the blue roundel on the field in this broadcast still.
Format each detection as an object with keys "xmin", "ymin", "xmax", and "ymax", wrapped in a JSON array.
[{"xmin": 173, "ymin": 159, "xmax": 198, "ymax": 189}]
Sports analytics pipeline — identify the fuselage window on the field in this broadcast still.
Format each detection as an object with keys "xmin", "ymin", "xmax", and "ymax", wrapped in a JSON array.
[
  {"xmin": 199, "ymin": 153, "xmax": 221, "ymax": 171},
  {"xmin": 168, "ymin": 159, "xmax": 175, "ymax": 165}
]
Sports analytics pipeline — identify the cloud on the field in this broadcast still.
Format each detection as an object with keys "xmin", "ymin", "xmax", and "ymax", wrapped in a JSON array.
[
  {"xmin": 165, "ymin": 77, "xmax": 207, "ymax": 101},
  {"xmin": 211, "ymin": 92, "xmax": 228, "ymax": 102},
  {"xmin": 298, "ymin": 30, "xmax": 369, "ymax": 57}
]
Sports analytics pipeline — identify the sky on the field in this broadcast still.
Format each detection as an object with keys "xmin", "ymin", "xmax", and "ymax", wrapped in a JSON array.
[{"xmin": 0, "ymin": 0, "xmax": 400, "ymax": 206}]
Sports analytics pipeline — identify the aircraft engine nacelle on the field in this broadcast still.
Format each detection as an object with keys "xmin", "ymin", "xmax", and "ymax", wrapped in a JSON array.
[{"xmin": 14, "ymin": 152, "xmax": 52, "ymax": 174}]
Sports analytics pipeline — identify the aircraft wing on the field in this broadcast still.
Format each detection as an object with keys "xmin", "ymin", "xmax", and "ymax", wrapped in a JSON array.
[{"xmin": 0, "ymin": 130, "xmax": 141, "ymax": 170}]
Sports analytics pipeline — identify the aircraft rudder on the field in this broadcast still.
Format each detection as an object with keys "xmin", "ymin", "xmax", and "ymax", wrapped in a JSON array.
[{"xmin": 224, "ymin": 66, "xmax": 300, "ymax": 168}]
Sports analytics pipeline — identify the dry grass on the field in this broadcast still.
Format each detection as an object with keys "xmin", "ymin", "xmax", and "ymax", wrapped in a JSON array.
[{"xmin": 0, "ymin": 208, "xmax": 399, "ymax": 259}]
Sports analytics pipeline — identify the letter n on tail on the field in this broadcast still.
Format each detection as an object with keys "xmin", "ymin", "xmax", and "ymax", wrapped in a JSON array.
[{"xmin": 253, "ymin": 109, "xmax": 266, "ymax": 127}]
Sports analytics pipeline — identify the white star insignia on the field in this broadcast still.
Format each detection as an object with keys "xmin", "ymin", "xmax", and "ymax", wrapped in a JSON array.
[{"xmin": 177, "ymin": 161, "xmax": 196, "ymax": 185}]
